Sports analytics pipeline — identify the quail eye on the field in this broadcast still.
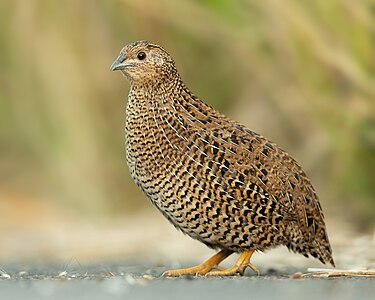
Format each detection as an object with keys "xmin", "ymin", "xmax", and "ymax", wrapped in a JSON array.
[{"xmin": 137, "ymin": 52, "xmax": 146, "ymax": 60}]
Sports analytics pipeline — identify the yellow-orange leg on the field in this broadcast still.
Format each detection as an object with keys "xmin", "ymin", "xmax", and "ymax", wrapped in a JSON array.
[
  {"xmin": 206, "ymin": 249, "xmax": 259, "ymax": 276},
  {"xmin": 162, "ymin": 249, "xmax": 233, "ymax": 277}
]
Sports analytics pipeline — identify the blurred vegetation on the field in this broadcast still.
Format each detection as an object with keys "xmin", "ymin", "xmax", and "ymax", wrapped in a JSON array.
[{"xmin": 0, "ymin": 0, "xmax": 374, "ymax": 227}]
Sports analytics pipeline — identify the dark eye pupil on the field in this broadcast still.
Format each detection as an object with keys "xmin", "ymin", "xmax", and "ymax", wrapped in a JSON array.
[{"xmin": 137, "ymin": 52, "xmax": 146, "ymax": 60}]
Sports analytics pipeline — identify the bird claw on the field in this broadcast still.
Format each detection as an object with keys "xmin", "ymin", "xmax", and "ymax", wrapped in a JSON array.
[
  {"xmin": 161, "ymin": 250, "xmax": 259, "ymax": 277},
  {"xmin": 248, "ymin": 262, "xmax": 260, "ymax": 275},
  {"xmin": 205, "ymin": 250, "xmax": 259, "ymax": 277}
]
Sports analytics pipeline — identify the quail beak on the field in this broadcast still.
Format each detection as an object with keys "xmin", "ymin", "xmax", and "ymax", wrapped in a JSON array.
[{"xmin": 110, "ymin": 53, "xmax": 131, "ymax": 71}]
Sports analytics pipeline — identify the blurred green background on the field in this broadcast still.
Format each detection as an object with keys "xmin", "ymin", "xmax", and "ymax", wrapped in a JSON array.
[{"xmin": 0, "ymin": 0, "xmax": 374, "ymax": 262}]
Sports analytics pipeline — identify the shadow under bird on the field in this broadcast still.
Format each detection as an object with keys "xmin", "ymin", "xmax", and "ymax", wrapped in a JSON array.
[{"xmin": 110, "ymin": 41, "xmax": 334, "ymax": 276}]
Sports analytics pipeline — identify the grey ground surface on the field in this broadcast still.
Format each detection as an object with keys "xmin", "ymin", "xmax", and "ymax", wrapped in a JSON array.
[
  {"xmin": 1, "ymin": 216, "xmax": 374, "ymax": 299},
  {"xmin": 0, "ymin": 263, "xmax": 374, "ymax": 300}
]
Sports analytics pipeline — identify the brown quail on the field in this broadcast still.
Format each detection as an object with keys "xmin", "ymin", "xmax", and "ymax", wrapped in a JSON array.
[{"xmin": 110, "ymin": 41, "xmax": 334, "ymax": 276}]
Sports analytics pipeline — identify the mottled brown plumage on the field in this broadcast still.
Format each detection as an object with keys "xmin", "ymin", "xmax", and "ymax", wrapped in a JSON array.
[{"xmin": 110, "ymin": 40, "xmax": 334, "ymax": 276}]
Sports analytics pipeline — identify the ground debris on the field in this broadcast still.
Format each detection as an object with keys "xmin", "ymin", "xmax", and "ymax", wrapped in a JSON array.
[
  {"xmin": 0, "ymin": 268, "xmax": 11, "ymax": 279},
  {"xmin": 301, "ymin": 268, "xmax": 375, "ymax": 278}
]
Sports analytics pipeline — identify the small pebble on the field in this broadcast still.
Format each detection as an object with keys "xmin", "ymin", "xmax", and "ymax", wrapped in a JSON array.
[
  {"xmin": 142, "ymin": 274, "xmax": 154, "ymax": 280},
  {"xmin": 290, "ymin": 272, "xmax": 303, "ymax": 279},
  {"xmin": 0, "ymin": 273, "xmax": 11, "ymax": 279},
  {"xmin": 58, "ymin": 271, "xmax": 67, "ymax": 277},
  {"xmin": 18, "ymin": 271, "xmax": 28, "ymax": 276}
]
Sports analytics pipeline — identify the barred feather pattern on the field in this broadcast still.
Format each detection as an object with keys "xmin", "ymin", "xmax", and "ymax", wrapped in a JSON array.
[{"xmin": 119, "ymin": 41, "xmax": 334, "ymax": 266}]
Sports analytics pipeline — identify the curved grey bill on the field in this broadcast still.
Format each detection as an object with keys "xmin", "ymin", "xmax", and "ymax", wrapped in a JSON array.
[{"xmin": 110, "ymin": 53, "xmax": 126, "ymax": 71}]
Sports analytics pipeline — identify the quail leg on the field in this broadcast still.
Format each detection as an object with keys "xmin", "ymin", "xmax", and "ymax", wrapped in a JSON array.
[
  {"xmin": 162, "ymin": 249, "xmax": 233, "ymax": 276},
  {"xmin": 206, "ymin": 249, "xmax": 259, "ymax": 276}
]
